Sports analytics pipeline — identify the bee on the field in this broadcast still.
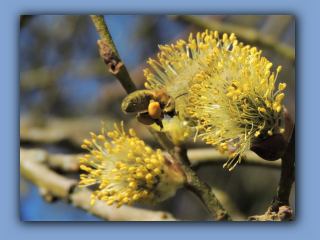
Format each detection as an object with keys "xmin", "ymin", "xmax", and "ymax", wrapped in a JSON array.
[{"xmin": 122, "ymin": 90, "xmax": 186, "ymax": 130}]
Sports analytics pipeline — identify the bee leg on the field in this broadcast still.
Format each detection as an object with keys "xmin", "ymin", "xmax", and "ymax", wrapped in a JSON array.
[
  {"xmin": 154, "ymin": 119, "xmax": 164, "ymax": 130},
  {"xmin": 136, "ymin": 111, "xmax": 155, "ymax": 125},
  {"xmin": 166, "ymin": 110, "xmax": 176, "ymax": 118}
]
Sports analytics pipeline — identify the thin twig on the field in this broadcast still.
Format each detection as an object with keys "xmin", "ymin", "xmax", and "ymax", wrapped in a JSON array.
[
  {"xmin": 171, "ymin": 145, "xmax": 233, "ymax": 221},
  {"xmin": 248, "ymin": 126, "xmax": 295, "ymax": 221},
  {"xmin": 269, "ymin": 126, "xmax": 295, "ymax": 211},
  {"xmin": 20, "ymin": 148, "xmax": 178, "ymax": 221},
  {"xmin": 90, "ymin": 15, "xmax": 120, "ymax": 58},
  {"xmin": 90, "ymin": 15, "xmax": 137, "ymax": 94}
]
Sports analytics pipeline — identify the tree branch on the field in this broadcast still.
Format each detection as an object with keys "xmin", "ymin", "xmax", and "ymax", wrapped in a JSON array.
[
  {"xmin": 90, "ymin": 15, "xmax": 137, "ymax": 94},
  {"xmin": 171, "ymin": 145, "xmax": 233, "ymax": 221},
  {"xmin": 248, "ymin": 126, "xmax": 295, "ymax": 221},
  {"xmin": 90, "ymin": 15, "xmax": 120, "ymax": 58},
  {"xmin": 269, "ymin": 125, "xmax": 295, "ymax": 211}
]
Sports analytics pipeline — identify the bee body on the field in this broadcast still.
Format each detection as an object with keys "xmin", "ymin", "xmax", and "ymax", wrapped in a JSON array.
[
  {"xmin": 122, "ymin": 90, "xmax": 154, "ymax": 113},
  {"xmin": 122, "ymin": 90, "xmax": 177, "ymax": 130}
]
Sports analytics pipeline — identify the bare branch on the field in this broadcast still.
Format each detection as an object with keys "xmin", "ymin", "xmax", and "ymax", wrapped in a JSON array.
[{"xmin": 20, "ymin": 148, "xmax": 78, "ymax": 202}]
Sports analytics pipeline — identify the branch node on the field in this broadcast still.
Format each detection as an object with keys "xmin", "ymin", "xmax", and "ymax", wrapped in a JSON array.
[{"xmin": 97, "ymin": 40, "xmax": 122, "ymax": 73}]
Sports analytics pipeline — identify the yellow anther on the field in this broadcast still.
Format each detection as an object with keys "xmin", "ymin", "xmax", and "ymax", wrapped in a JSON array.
[
  {"xmin": 114, "ymin": 176, "xmax": 122, "ymax": 181},
  {"xmin": 145, "ymin": 147, "xmax": 153, "ymax": 155},
  {"xmin": 107, "ymin": 148, "xmax": 113, "ymax": 154},
  {"xmin": 147, "ymin": 164, "xmax": 154, "ymax": 170},
  {"xmin": 90, "ymin": 132, "xmax": 97, "ymax": 139},
  {"xmin": 279, "ymin": 83, "xmax": 287, "ymax": 91},
  {"xmin": 107, "ymin": 132, "xmax": 115, "ymax": 138},
  {"xmin": 116, "ymin": 203, "xmax": 123, "ymax": 208},
  {"xmin": 111, "ymin": 169, "xmax": 118, "ymax": 173},
  {"xmin": 277, "ymin": 66, "xmax": 282, "ymax": 72},
  {"xmin": 101, "ymin": 196, "xmax": 109, "ymax": 202},
  {"xmin": 145, "ymin": 173, "xmax": 153, "ymax": 180},
  {"xmin": 128, "ymin": 198, "xmax": 134, "ymax": 206},
  {"xmin": 276, "ymin": 106, "xmax": 282, "ymax": 112},
  {"xmin": 136, "ymin": 173, "xmax": 144, "ymax": 179},
  {"xmin": 154, "ymin": 168, "xmax": 161, "ymax": 175},
  {"xmin": 81, "ymin": 144, "xmax": 88, "ymax": 149}
]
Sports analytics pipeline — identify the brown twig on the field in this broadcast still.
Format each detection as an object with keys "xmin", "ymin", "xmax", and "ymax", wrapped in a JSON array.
[
  {"xmin": 247, "ymin": 206, "xmax": 293, "ymax": 221},
  {"xmin": 171, "ymin": 145, "xmax": 232, "ymax": 221},
  {"xmin": 269, "ymin": 126, "xmax": 295, "ymax": 211},
  {"xmin": 20, "ymin": 148, "xmax": 178, "ymax": 221},
  {"xmin": 248, "ymin": 126, "xmax": 295, "ymax": 221},
  {"xmin": 90, "ymin": 15, "xmax": 137, "ymax": 94}
]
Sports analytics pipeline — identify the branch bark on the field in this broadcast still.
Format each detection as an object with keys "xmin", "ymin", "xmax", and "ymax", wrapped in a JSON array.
[
  {"xmin": 269, "ymin": 126, "xmax": 295, "ymax": 211},
  {"xmin": 90, "ymin": 15, "xmax": 137, "ymax": 94},
  {"xmin": 171, "ymin": 145, "xmax": 233, "ymax": 221},
  {"xmin": 248, "ymin": 126, "xmax": 295, "ymax": 221}
]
